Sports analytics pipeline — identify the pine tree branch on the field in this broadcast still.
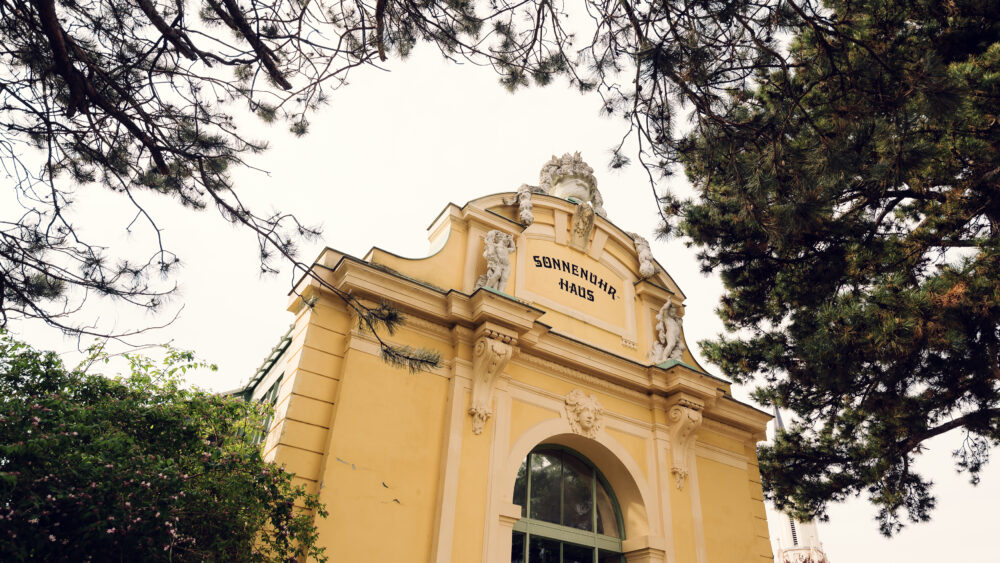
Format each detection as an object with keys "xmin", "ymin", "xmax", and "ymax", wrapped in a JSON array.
[
  {"xmin": 136, "ymin": 0, "xmax": 197, "ymax": 60},
  {"xmin": 207, "ymin": 0, "xmax": 292, "ymax": 90},
  {"xmin": 901, "ymin": 408, "xmax": 1000, "ymax": 453},
  {"xmin": 375, "ymin": 0, "xmax": 388, "ymax": 62},
  {"xmin": 31, "ymin": 0, "xmax": 88, "ymax": 117}
]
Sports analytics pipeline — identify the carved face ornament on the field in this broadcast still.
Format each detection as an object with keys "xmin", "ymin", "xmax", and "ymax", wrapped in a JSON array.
[
  {"xmin": 578, "ymin": 405, "xmax": 597, "ymax": 431},
  {"xmin": 565, "ymin": 389, "xmax": 603, "ymax": 438}
]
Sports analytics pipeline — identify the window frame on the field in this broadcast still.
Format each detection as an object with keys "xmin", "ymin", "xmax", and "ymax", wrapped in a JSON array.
[
  {"xmin": 253, "ymin": 373, "xmax": 283, "ymax": 445},
  {"xmin": 512, "ymin": 445, "xmax": 626, "ymax": 562}
]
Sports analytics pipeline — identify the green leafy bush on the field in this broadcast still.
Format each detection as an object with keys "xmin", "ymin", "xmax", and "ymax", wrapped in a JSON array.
[{"xmin": 0, "ymin": 332, "xmax": 326, "ymax": 561}]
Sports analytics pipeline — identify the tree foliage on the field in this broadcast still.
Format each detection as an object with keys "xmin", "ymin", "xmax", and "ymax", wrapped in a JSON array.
[
  {"xmin": 0, "ymin": 331, "xmax": 327, "ymax": 561},
  {"xmin": 5, "ymin": 0, "xmax": 999, "ymax": 532},
  {"xmin": 0, "ymin": 0, "xmax": 785, "ymax": 364},
  {"xmin": 675, "ymin": 1, "xmax": 1000, "ymax": 534}
]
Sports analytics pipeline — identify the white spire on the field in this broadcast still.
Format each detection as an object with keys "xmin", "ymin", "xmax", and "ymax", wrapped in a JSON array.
[{"xmin": 772, "ymin": 406, "xmax": 831, "ymax": 563}]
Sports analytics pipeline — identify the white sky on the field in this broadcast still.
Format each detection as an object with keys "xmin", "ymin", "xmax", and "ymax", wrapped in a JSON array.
[{"xmin": 8, "ymin": 44, "xmax": 997, "ymax": 561}]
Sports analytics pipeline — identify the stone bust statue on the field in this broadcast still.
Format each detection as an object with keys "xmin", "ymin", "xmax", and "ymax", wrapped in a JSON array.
[
  {"xmin": 505, "ymin": 152, "xmax": 610, "ymax": 227},
  {"xmin": 538, "ymin": 152, "xmax": 608, "ymax": 218}
]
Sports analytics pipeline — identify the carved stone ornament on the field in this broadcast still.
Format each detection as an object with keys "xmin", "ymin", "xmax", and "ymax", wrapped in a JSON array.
[
  {"xmin": 564, "ymin": 389, "xmax": 604, "ymax": 439},
  {"xmin": 666, "ymin": 401, "xmax": 703, "ymax": 490},
  {"xmin": 538, "ymin": 152, "xmax": 608, "ymax": 218},
  {"xmin": 475, "ymin": 230, "xmax": 517, "ymax": 292},
  {"xmin": 651, "ymin": 301, "xmax": 686, "ymax": 363},
  {"xmin": 780, "ymin": 552, "xmax": 828, "ymax": 563},
  {"xmin": 503, "ymin": 183, "xmax": 538, "ymax": 226},
  {"xmin": 468, "ymin": 331, "xmax": 516, "ymax": 435},
  {"xmin": 628, "ymin": 232, "xmax": 657, "ymax": 279},
  {"xmin": 570, "ymin": 202, "xmax": 596, "ymax": 252}
]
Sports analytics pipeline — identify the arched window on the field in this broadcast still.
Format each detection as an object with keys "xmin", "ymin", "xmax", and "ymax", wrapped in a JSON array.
[{"xmin": 511, "ymin": 446, "xmax": 625, "ymax": 563}]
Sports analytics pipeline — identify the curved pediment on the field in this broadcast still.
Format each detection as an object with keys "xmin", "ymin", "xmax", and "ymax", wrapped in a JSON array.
[{"xmin": 364, "ymin": 188, "xmax": 704, "ymax": 371}]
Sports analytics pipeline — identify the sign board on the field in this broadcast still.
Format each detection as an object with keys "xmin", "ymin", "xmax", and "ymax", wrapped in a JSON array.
[{"xmin": 516, "ymin": 238, "xmax": 629, "ymax": 332}]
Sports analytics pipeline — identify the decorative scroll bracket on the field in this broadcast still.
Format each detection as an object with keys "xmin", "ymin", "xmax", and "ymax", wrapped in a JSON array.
[
  {"xmin": 468, "ymin": 329, "xmax": 516, "ymax": 435},
  {"xmin": 666, "ymin": 398, "xmax": 703, "ymax": 490}
]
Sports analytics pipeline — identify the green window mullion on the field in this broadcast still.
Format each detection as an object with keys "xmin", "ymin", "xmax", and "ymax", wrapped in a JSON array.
[
  {"xmin": 525, "ymin": 452, "xmax": 532, "ymax": 518},
  {"xmin": 587, "ymin": 469, "xmax": 600, "ymax": 563},
  {"xmin": 585, "ymin": 471, "xmax": 594, "ymax": 563},
  {"xmin": 559, "ymin": 451, "xmax": 565, "ymax": 528}
]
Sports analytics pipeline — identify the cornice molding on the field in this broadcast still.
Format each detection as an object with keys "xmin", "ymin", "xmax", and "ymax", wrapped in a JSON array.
[
  {"xmin": 299, "ymin": 254, "xmax": 770, "ymax": 438},
  {"xmin": 399, "ymin": 314, "xmax": 453, "ymax": 342},
  {"xmin": 345, "ymin": 327, "xmax": 453, "ymax": 379},
  {"xmin": 513, "ymin": 352, "xmax": 650, "ymax": 404},
  {"xmin": 701, "ymin": 403, "xmax": 771, "ymax": 443}
]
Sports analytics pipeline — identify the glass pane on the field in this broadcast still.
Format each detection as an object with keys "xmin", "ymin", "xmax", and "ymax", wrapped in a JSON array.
[
  {"xmin": 595, "ymin": 480, "xmax": 619, "ymax": 538},
  {"xmin": 510, "ymin": 531, "xmax": 526, "ymax": 563},
  {"xmin": 561, "ymin": 453, "xmax": 593, "ymax": 531},
  {"xmin": 529, "ymin": 451, "xmax": 561, "ymax": 524},
  {"xmin": 528, "ymin": 535, "xmax": 560, "ymax": 563},
  {"xmin": 598, "ymin": 549, "xmax": 624, "ymax": 563},
  {"xmin": 513, "ymin": 459, "xmax": 528, "ymax": 517},
  {"xmin": 563, "ymin": 542, "xmax": 594, "ymax": 563}
]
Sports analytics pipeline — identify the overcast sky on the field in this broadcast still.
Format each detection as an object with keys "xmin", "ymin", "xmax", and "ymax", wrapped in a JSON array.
[{"xmin": 10, "ymin": 43, "xmax": 997, "ymax": 561}]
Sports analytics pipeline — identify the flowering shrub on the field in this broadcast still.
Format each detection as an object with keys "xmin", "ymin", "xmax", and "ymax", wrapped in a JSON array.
[{"xmin": 0, "ymin": 332, "xmax": 326, "ymax": 561}]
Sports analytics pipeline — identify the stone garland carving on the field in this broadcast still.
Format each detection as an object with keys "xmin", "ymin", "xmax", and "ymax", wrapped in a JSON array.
[
  {"xmin": 589, "ymin": 190, "xmax": 608, "ymax": 220},
  {"xmin": 468, "ymin": 331, "xmax": 516, "ymax": 435},
  {"xmin": 651, "ymin": 302, "xmax": 686, "ymax": 363},
  {"xmin": 569, "ymin": 202, "xmax": 596, "ymax": 252},
  {"xmin": 628, "ymin": 232, "xmax": 657, "ymax": 279},
  {"xmin": 475, "ymin": 230, "xmax": 517, "ymax": 292},
  {"xmin": 666, "ymin": 402, "xmax": 703, "ymax": 490},
  {"xmin": 564, "ymin": 389, "xmax": 604, "ymax": 439},
  {"xmin": 503, "ymin": 184, "xmax": 537, "ymax": 226}
]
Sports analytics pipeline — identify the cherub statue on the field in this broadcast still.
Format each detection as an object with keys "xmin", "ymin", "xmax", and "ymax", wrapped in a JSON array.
[
  {"xmin": 651, "ymin": 302, "xmax": 685, "ymax": 363},
  {"xmin": 475, "ymin": 230, "xmax": 517, "ymax": 291}
]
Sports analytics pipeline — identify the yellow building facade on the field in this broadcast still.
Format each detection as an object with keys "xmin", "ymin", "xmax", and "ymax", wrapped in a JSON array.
[{"xmin": 244, "ymin": 155, "xmax": 773, "ymax": 562}]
